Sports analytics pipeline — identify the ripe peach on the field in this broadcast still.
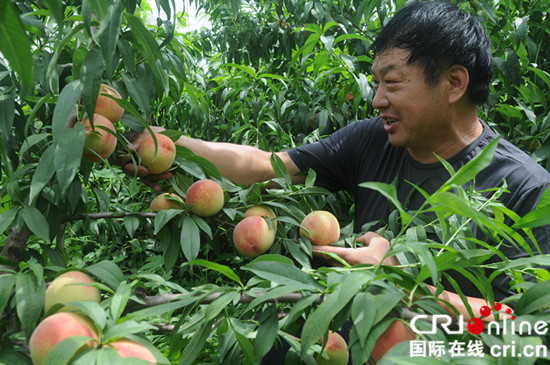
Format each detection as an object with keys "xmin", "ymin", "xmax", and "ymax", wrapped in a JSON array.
[
  {"xmin": 233, "ymin": 216, "xmax": 275, "ymax": 258},
  {"xmin": 318, "ymin": 330, "xmax": 349, "ymax": 365},
  {"xmin": 371, "ymin": 320, "xmax": 415, "ymax": 362},
  {"xmin": 29, "ymin": 312, "xmax": 98, "ymax": 365},
  {"xmin": 109, "ymin": 338, "xmax": 157, "ymax": 364},
  {"xmin": 44, "ymin": 271, "xmax": 101, "ymax": 314},
  {"xmin": 94, "ymin": 84, "xmax": 124, "ymax": 122},
  {"xmin": 137, "ymin": 133, "xmax": 177, "ymax": 174},
  {"xmin": 149, "ymin": 193, "xmax": 184, "ymax": 212},
  {"xmin": 81, "ymin": 114, "xmax": 117, "ymax": 162},
  {"xmin": 185, "ymin": 179, "xmax": 224, "ymax": 217},
  {"xmin": 244, "ymin": 205, "xmax": 277, "ymax": 230},
  {"xmin": 300, "ymin": 210, "xmax": 340, "ymax": 246}
]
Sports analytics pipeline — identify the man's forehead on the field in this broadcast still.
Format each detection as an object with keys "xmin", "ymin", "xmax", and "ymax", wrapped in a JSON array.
[{"xmin": 371, "ymin": 48, "xmax": 412, "ymax": 74}]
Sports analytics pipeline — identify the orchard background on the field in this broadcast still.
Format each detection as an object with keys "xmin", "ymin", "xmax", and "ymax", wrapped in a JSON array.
[{"xmin": 1, "ymin": 0, "xmax": 550, "ymax": 364}]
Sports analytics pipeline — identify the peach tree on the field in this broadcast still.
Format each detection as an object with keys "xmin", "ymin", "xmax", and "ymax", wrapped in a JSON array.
[{"xmin": 1, "ymin": 0, "xmax": 550, "ymax": 364}]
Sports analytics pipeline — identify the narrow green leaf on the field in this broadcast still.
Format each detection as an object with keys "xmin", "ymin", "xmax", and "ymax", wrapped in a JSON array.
[
  {"xmin": 0, "ymin": 274, "xmax": 16, "ymax": 315},
  {"xmin": 86, "ymin": 261, "xmax": 124, "ymax": 290},
  {"xmin": 98, "ymin": 0, "xmax": 123, "ymax": 77},
  {"xmin": 359, "ymin": 181, "xmax": 410, "ymax": 225},
  {"xmin": 103, "ymin": 319, "xmax": 156, "ymax": 341},
  {"xmin": 109, "ymin": 281, "xmax": 132, "ymax": 322},
  {"xmin": 351, "ymin": 292, "xmax": 376, "ymax": 348},
  {"xmin": 40, "ymin": 0, "xmax": 64, "ymax": 26},
  {"xmin": 187, "ymin": 259, "xmax": 242, "ymax": 285},
  {"xmin": 15, "ymin": 270, "xmax": 46, "ymax": 340},
  {"xmin": 42, "ymin": 336, "xmax": 97, "ymax": 365},
  {"xmin": 0, "ymin": 0, "xmax": 33, "ymax": 95},
  {"xmin": 515, "ymin": 280, "xmax": 550, "ymax": 315},
  {"xmin": 29, "ymin": 145, "xmax": 55, "ymax": 204},
  {"xmin": 270, "ymin": 153, "xmax": 291, "ymax": 187},
  {"xmin": 124, "ymin": 13, "xmax": 169, "ymax": 95},
  {"xmin": 123, "ymin": 216, "xmax": 139, "ymax": 238},
  {"xmin": 54, "ymin": 125, "xmax": 85, "ymax": 196},
  {"xmin": 514, "ymin": 203, "xmax": 550, "ymax": 229},
  {"xmin": 154, "ymin": 209, "xmax": 181, "ymax": 234},
  {"xmin": 254, "ymin": 307, "xmax": 279, "ymax": 362},
  {"xmin": 300, "ymin": 271, "xmax": 371, "ymax": 357},
  {"xmin": 125, "ymin": 297, "xmax": 197, "ymax": 322},
  {"xmin": 178, "ymin": 319, "xmax": 215, "ymax": 365},
  {"xmin": 52, "ymin": 80, "xmax": 83, "ymax": 141},
  {"xmin": 0, "ymin": 93, "xmax": 15, "ymax": 137},
  {"xmin": 181, "ymin": 216, "xmax": 200, "ymax": 262},
  {"xmin": 0, "ymin": 208, "xmax": 17, "ymax": 236},
  {"xmin": 242, "ymin": 255, "xmax": 322, "ymax": 288},
  {"xmin": 20, "ymin": 206, "xmax": 50, "ymax": 243},
  {"xmin": 80, "ymin": 48, "xmax": 105, "ymax": 121}
]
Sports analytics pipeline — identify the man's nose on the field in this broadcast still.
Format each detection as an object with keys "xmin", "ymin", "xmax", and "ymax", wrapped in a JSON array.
[{"xmin": 371, "ymin": 85, "xmax": 389, "ymax": 110}]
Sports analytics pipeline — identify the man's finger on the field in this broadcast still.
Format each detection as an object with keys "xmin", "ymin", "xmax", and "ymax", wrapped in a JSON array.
[
  {"xmin": 123, "ymin": 163, "xmax": 149, "ymax": 177},
  {"xmin": 147, "ymin": 171, "xmax": 173, "ymax": 182}
]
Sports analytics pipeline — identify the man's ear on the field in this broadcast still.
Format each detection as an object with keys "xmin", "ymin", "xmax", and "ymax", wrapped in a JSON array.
[{"xmin": 446, "ymin": 65, "xmax": 470, "ymax": 104}]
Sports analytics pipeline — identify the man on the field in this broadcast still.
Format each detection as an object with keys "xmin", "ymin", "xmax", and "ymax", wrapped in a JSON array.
[{"xmin": 121, "ymin": 1, "xmax": 549, "ymax": 319}]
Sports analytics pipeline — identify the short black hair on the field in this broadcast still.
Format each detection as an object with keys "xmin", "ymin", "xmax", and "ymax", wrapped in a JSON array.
[{"xmin": 372, "ymin": 1, "xmax": 493, "ymax": 105}]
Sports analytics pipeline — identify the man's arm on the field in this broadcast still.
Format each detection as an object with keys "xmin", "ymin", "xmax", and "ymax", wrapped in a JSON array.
[
  {"xmin": 118, "ymin": 126, "xmax": 306, "ymax": 189},
  {"xmin": 312, "ymin": 232, "xmax": 511, "ymax": 321}
]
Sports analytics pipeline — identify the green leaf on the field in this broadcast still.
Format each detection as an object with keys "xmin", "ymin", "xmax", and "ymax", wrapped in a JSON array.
[
  {"xmin": 0, "ymin": 93, "xmax": 15, "ymax": 137},
  {"xmin": 254, "ymin": 307, "xmax": 279, "ymax": 362},
  {"xmin": 351, "ymin": 292, "xmax": 376, "ymax": 348},
  {"xmin": 178, "ymin": 319, "xmax": 215, "ymax": 365},
  {"xmin": 359, "ymin": 181, "xmax": 410, "ymax": 225},
  {"xmin": 124, "ymin": 13, "xmax": 169, "ymax": 95},
  {"xmin": 103, "ymin": 319, "xmax": 156, "ymax": 341},
  {"xmin": 109, "ymin": 281, "xmax": 132, "ymax": 322},
  {"xmin": 180, "ymin": 216, "xmax": 201, "ymax": 262},
  {"xmin": 80, "ymin": 48, "xmax": 105, "ymax": 121},
  {"xmin": 20, "ymin": 206, "xmax": 50, "ymax": 243},
  {"xmin": 52, "ymin": 80, "xmax": 83, "ymax": 141},
  {"xmin": 42, "ymin": 336, "xmax": 97, "ymax": 365},
  {"xmin": 86, "ymin": 261, "xmax": 124, "ymax": 290},
  {"xmin": 0, "ymin": 274, "xmax": 16, "ymax": 315},
  {"xmin": 123, "ymin": 216, "xmax": 139, "ymax": 238},
  {"xmin": 514, "ymin": 202, "xmax": 550, "ymax": 229},
  {"xmin": 270, "ymin": 153, "xmax": 291, "ymax": 187},
  {"xmin": 515, "ymin": 280, "xmax": 550, "ymax": 315},
  {"xmin": 54, "ymin": 125, "xmax": 85, "ymax": 196},
  {"xmin": 98, "ymin": 0, "xmax": 123, "ymax": 78},
  {"xmin": 15, "ymin": 270, "xmax": 46, "ymax": 340},
  {"xmin": 154, "ymin": 209, "xmax": 181, "ymax": 233},
  {"xmin": 300, "ymin": 271, "xmax": 372, "ymax": 357},
  {"xmin": 242, "ymin": 255, "xmax": 322, "ymax": 289},
  {"xmin": 29, "ymin": 145, "xmax": 55, "ymax": 204},
  {"xmin": 439, "ymin": 137, "xmax": 500, "ymax": 190},
  {"xmin": 0, "ymin": 0, "xmax": 33, "ymax": 95},
  {"xmin": 0, "ymin": 208, "xmax": 17, "ymax": 236},
  {"xmin": 187, "ymin": 259, "xmax": 242, "ymax": 285}
]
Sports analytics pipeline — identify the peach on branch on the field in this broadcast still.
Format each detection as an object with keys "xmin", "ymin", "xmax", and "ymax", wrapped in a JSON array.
[
  {"xmin": 81, "ymin": 114, "xmax": 118, "ymax": 162},
  {"xmin": 94, "ymin": 83, "xmax": 124, "ymax": 122},
  {"xmin": 317, "ymin": 330, "xmax": 349, "ymax": 365},
  {"xmin": 137, "ymin": 133, "xmax": 177, "ymax": 175},
  {"xmin": 29, "ymin": 312, "xmax": 98, "ymax": 365},
  {"xmin": 149, "ymin": 193, "xmax": 184, "ymax": 212},
  {"xmin": 371, "ymin": 320, "xmax": 415, "ymax": 362},
  {"xmin": 185, "ymin": 179, "xmax": 224, "ymax": 217},
  {"xmin": 44, "ymin": 270, "xmax": 101, "ymax": 314},
  {"xmin": 233, "ymin": 216, "xmax": 275, "ymax": 258},
  {"xmin": 300, "ymin": 210, "xmax": 340, "ymax": 246},
  {"xmin": 109, "ymin": 338, "xmax": 157, "ymax": 364},
  {"xmin": 244, "ymin": 205, "xmax": 277, "ymax": 230}
]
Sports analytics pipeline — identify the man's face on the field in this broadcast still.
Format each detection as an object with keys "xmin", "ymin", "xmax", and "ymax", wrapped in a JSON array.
[{"xmin": 371, "ymin": 48, "xmax": 450, "ymax": 155}]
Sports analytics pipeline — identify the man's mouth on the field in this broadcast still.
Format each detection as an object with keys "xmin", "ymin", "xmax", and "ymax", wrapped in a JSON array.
[{"xmin": 384, "ymin": 117, "xmax": 399, "ymax": 125}]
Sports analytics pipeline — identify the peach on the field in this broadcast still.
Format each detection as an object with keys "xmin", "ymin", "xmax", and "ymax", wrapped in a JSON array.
[
  {"xmin": 94, "ymin": 84, "xmax": 124, "ymax": 122},
  {"xmin": 244, "ymin": 205, "xmax": 277, "ymax": 230},
  {"xmin": 185, "ymin": 179, "xmax": 224, "ymax": 217},
  {"xmin": 44, "ymin": 271, "xmax": 101, "ymax": 314},
  {"xmin": 110, "ymin": 338, "xmax": 157, "ymax": 364},
  {"xmin": 137, "ymin": 133, "xmax": 177, "ymax": 174},
  {"xmin": 318, "ymin": 330, "xmax": 349, "ymax": 365},
  {"xmin": 233, "ymin": 216, "xmax": 275, "ymax": 258},
  {"xmin": 81, "ymin": 114, "xmax": 117, "ymax": 162},
  {"xmin": 29, "ymin": 312, "xmax": 98, "ymax": 365},
  {"xmin": 149, "ymin": 193, "xmax": 184, "ymax": 212},
  {"xmin": 371, "ymin": 320, "xmax": 415, "ymax": 362},
  {"xmin": 300, "ymin": 210, "xmax": 340, "ymax": 246}
]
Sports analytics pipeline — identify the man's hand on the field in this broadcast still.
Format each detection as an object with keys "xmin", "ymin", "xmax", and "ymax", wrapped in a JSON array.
[
  {"xmin": 115, "ymin": 126, "xmax": 173, "ymax": 192},
  {"xmin": 312, "ymin": 231, "xmax": 399, "ymax": 266}
]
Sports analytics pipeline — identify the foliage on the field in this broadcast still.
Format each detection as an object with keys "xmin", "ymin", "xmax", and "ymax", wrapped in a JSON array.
[{"xmin": 1, "ymin": 0, "xmax": 550, "ymax": 364}]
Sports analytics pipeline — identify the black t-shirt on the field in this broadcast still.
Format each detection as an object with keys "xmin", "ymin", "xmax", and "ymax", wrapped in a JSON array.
[{"xmin": 288, "ymin": 117, "xmax": 550, "ymax": 299}]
